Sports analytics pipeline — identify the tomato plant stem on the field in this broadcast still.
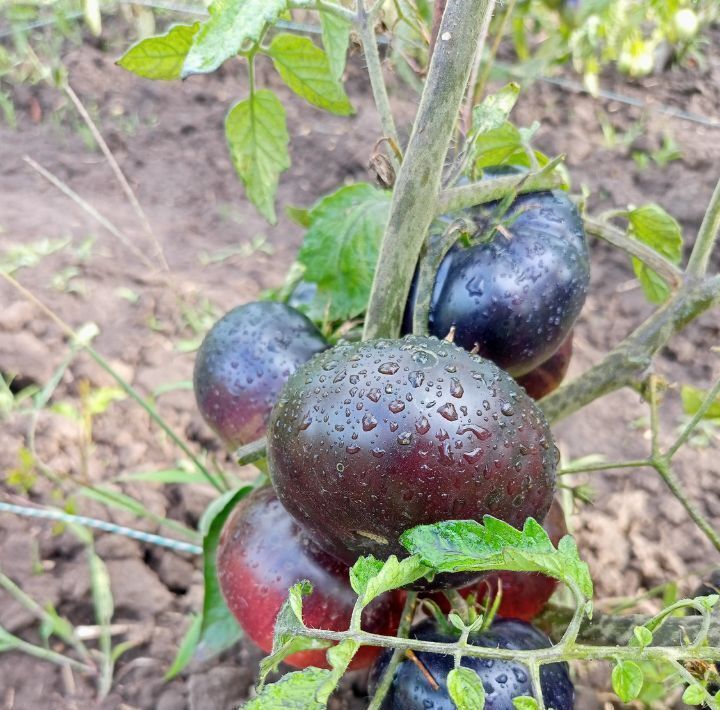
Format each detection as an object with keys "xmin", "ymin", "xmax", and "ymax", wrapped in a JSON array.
[
  {"xmin": 292, "ymin": 619, "xmax": 720, "ymax": 665},
  {"xmin": 357, "ymin": 2, "xmax": 399, "ymax": 163},
  {"xmin": 540, "ymin": 274, "xmax": 720, "ymax": 422},
  {"xmin": 367, "ymin": 592, "xmax": 418, "ymax": 710},
  {"xmin": 557, "ymin": 459, "xmax": 650, "ymax": 476},
  {"xmin": 363, "ymin": 0, "xmax": 497, "ymax": 340},
  {"xmin": 687, "ymin": 175, "xmax": 720, "ymax": 277},
  {"xmin": 287, "ymin": 0, "xmax": 355, "ymax": 23},
  {"xmin": 653, "ymin": 458, "xmax": 720, "ymax": 553},
  {"xmin": 528, "ymin": 660, "xmax": 546, "ymax": 710},
  {"xmin": 437, "ymin": 166, "xmax": 562, "ymax": 213},
  {"xmin": 667, "ymin": 375, "xmax": 720, "ymax": 459},
  {"xmin": 584, "ymin": 216, "xmax": 684, "ymax": 288}
]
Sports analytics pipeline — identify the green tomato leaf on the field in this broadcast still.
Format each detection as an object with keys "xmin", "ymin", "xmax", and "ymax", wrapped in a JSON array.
[
  {"xmin": 182, "ymin": 0, "xmax": 285, "ymax": 77},
  {"xmin": 681, "ymin": 385, "xmax": 720, "ymax": 420},
  {"xmin": 350, "ymin": 554, "xmax": 429, "ymax": 607},
  {"xmin": 471, "ymin": 83, "xmax": 520, "ymax": 137},
  {"xmin": 196, "ymin": 486, "xmax": 252, "ymax": 662},
  {"xmin": 612, "ymin": 660, "xmax": 644, "ymax": 702},
  {"xmin": 117, "ymin": 23, "xmax": 199, "ymax": 80},
  {"xmin": 513, "ymin": 698, "xmax": 539, "ymax": 710},
  {"xmin": 400, "ymin": 516, "xmax": 593, "ymax": 599},
  {"xmin": 682, "ymin": 683, "xmax": 708, "ymax": 705},
  {"xmin": 244, "ymin": 668, "xmax": 331, "ymax": 709},
  {"xmin": 258, "ymin": 581, "xmax": 332, "ymax": 688},
  {"xmin": 319, "ymin": 639, "xmax": 360, "ymax": 701},
  {"xmin": 298, "ymin": 183, "xmax": 391, "ymax": 321},
  {"xmin": 473, "ymin": 122, "xmax": 524, "ymax": 170},
  {"xmin": 631, "ymin": 625, "xmax": 653, "ymax": 648},
  {"xmin": 288, "ymin": 580, "xmax": 311, "ymax": 623},
  {"xmin": 627, "ymin": 203, "xmax": 683, "ymax": 304},
  {"xmin": 226, "ymin": 90, "xmax": 291, "ymax": 224},
  {"xmin": 320, "ymin": 11, "xmax": 351, "ymax": 81},
  {"xmin": 267, "ymin": 34, "xmax": 353, "ymax": 115},
  {"xmin": 447, "ymin": 667, "xmax": 486, "ymax": 710}
]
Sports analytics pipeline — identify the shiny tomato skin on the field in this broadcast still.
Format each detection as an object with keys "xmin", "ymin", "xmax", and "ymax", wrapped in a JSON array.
[
  {"xmin": 193, "ymin": 302, "xmax": 327, "ymax": 449},
  {"xmin": 404, "ymin": 188, "xmax": 589, "ymax": 377},
  {"xmin": 516, "ymin": 332, "xmax": 573, "ymax": 401},
  {"xmin": 428, "ymin": 498, "xmax": 568, "ymax": 621},
  {"xmin": 216, "ymin": 486, "xmax": 403, "ymax": 669},
  {"xmin": 268, "ymin": 335, "xmax": 557, "ymax": 589}
]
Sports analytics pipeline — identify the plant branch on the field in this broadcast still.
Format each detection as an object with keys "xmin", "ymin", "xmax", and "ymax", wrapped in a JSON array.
[
  {"xmin": 288, "ymin": 0, "xmax": 355, "ymax": 23},
  {"xmin": 540, "ymin": 274, "xmax": 720, "ymax": 422},
  {"xmin": 363, "ymin": 0, "xmax": 497, "ymax": 340},
  {"xmin": 687, "ymin": 175, "xmax": 720, "ymax": 277},
  {"xmin": 558, "ymin": 459, "xmax": 650, "ymax": 476},
  {"xmin": 653, "ymin": 458, "xmax": 720, "ymax": 553},
  {"xmin": 667, "ymin": 374, "xmax": 720, "ymax": 459},
  {"xmin": 294, "ymin": 619, "xmax": 720, "ymax": 664},
  {"xmin": 584, "ymin": 216, "xmax": 684, "ymax": 289},
  {"xmin": 436, "ymin": 167, "xmax": 563, "ymax": 214},
  {"xmin": 357, "ymin": 1, "xmax": 400, "ymax": 164}
]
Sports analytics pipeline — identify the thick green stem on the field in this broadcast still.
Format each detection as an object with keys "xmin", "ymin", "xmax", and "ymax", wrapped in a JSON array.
[
  {"xmin": 558, "ymin": 459, "xmax": 650, "ymax": 476},
  {"xmin": 294, "ymin": 622, "xmax": 720, "ymax": 664},
  {"xmin": 437, "ymin": 167, "xmax": 562, "ymax": 214},
  {"xmin": 585, "ymin": 216, "xmax": 684, "ymax": 288},
  {"xmin": 540, "ymin": 274, "xmax": 720, "ymax": 423},
  {"xmin": 687, "ymin": 175, "xmax": 720, "ymax": 277},
  {"xmin": 357, "ymin": 2, "xmax": 400, "ymax": 162},
  {"xmin": 363, "ymin": 0, "xmax": 497, "ymax": 340}
]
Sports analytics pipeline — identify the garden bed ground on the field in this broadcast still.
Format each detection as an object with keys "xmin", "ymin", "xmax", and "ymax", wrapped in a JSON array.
[{"xmin": 0, "ymin": 21, "xmax": 719, "ymax": 710}]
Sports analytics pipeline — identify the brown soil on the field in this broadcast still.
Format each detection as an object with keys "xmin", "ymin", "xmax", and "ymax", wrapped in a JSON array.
[{"xmin": 1, "ymin": 19, "xmax": 719, "ymax": 710}]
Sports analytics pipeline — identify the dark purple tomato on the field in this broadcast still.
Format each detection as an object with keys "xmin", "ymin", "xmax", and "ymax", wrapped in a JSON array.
[
  {"xmin": 216, "ymin": 486, "xmax": 403, "ymax": 669},
  {"xmin": 429, "ymin": 498, "xmax": 568, "ymax": 621},
  {"xmin": 516, "ymin": 332, "xmax": 573, "ymax": 401},
  {"xmin": 404, "ymin": 188, "xmax": 589, "ymax": 377},
  {"xmin": 368, "ymin": 617, "xmax": 575, "ymax": 709},
  {"xmin": 193, "ymin": 302, "xmax": 327, "ymax": 449},
  {"xmin": 268, "ymin": 335, "xmax": 557, "ymax": 588}
]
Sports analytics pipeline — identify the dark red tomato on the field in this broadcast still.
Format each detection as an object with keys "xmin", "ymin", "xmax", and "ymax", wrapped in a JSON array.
[
  {"xmin": 268, "ymin": 335, "xmax": 557, "ymax": 589},
  {"xmin": 216, "ymin": 486, "xmax": 403, "ymax": 669},
  {"xmin": 193, "ymin": 302, "xmax": 327, "ymax": 449},
  {"xmin": 516, "ymin": 332, "xmax": 573, "ymax": 401},
  {"xmin": 404, "ymin": 186, "xmax": 589, "ymax": 377},
  {"xmin": 428, "ymin": 498, "xmax": 568, "ymax": 621},
  {"xmin": 369, "ymin": 618, "xmax": 575, "ymax": 709}
]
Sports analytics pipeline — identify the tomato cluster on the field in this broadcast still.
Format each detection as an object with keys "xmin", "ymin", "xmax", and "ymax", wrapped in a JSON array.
[{"xmin": 194, "ymin": 183, "xmax": 588, "ymax": 706}]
